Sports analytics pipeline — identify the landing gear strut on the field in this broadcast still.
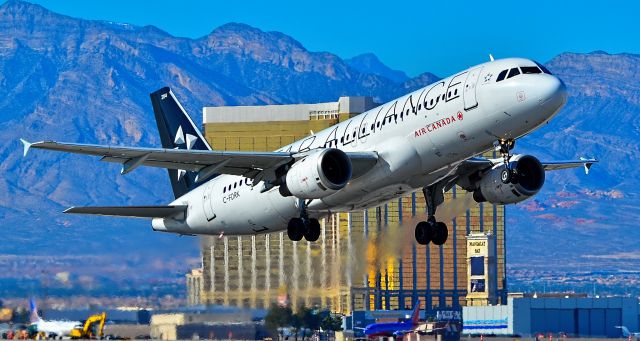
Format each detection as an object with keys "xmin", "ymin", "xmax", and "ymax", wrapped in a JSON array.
[
  {"xmin": 498, "ymin": 139, "xmax": 516, "ymax": 184},
  {"xmin": 287, "ymin": 199, "xmax": 321, "ymax": 242},
  {"xmin": 414, "ymin": 185, "xmax": 448, "ymax": 246}
]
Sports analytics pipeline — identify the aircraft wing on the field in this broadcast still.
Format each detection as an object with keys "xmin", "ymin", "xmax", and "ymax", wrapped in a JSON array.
[
  {"xmin": 456, "ymin": 156, "xmax": 598, "ymax": 175},
  {"xmin": 428, "ymin": 155, "xmax": 598, "ymax": 195},
  {"xmin": 21, "ymin": 139, "xmax": 378, "ymax": 182},
  {"xmin": 539, "ymin": 157, "xmax": 598, "ymax": 174}
]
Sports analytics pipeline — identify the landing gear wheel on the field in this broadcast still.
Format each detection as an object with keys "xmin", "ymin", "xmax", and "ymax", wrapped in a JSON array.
[
  {"xmin": 501, "ymin": 168, "xmax": 512, "ymax": 184},
  {"xmin": 415, "ymin": 221, "xmax": 433, "ymax": 245},
  {"xmin": 498, "ymin": 138, "xmax": 516, "ymax": 184},
  {"xmin": 304, "ymin": 218, "xmax": 321, "ymax": 242},
  {"xmin": 287, "ymin": 218, "xmax": 304, "ymax": 241},
  {"xmin": 418, "ymin": 186, "xmax": 447, "ymax": 245},
  {"xmin": 431, "ymin": 222, "xmax": 448, "ymax": 246}
]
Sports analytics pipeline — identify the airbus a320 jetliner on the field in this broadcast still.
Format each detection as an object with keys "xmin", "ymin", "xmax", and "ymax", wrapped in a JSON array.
[{"xmin": 22, "ymin": 58, "xmax": 597, "ymax": 245}]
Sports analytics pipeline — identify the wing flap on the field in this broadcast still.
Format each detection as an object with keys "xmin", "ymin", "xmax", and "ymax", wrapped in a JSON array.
[
  {"xmin": 99, "ymin": 156, "xmax": 261, "ymax": 177},
  {"xmin": 64, "ymin": 205, "xmax": 187, "ymax": 218}
]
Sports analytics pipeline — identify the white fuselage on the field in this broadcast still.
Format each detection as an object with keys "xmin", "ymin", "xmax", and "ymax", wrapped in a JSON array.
[
  {"xmin": 33, "ymin": 319, "xmax": 79, "ymax": 337},
  {"xmin": 152, "ymin": 58, "xmax": 567, "ymax": 235}
]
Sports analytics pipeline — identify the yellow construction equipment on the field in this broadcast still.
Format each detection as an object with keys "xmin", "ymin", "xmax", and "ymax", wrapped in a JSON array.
[{"xmin": 70, "ymin": 312, "xmax": 106, "ymax": 339}]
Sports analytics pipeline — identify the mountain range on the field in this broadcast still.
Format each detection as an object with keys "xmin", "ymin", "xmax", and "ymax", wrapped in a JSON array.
[{"xmin": 0, "ymin": 0, "xmax": 638, "ymax": 289}]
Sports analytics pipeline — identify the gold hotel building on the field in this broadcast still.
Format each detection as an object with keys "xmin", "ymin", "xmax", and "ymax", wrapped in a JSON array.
[{"xmin": 188, "ymin": 97, "xmax": 506, "ymax": 314}]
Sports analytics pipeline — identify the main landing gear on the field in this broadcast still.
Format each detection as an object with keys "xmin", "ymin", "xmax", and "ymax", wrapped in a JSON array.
[
  {"xmin": 414, "ymin": 185, "xmax": 448, "ymax": 246},
  {"xmin": 498, "ymin": 139, "xmax": 516, "ymax": 184},
  {"xmin": 287, "ymin": 199, "xmax": 321, "ymax": 242}
]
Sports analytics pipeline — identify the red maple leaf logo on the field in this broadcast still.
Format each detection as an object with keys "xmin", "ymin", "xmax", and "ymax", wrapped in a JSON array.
[{"xmin": 457, "ymin": 112, "xmax": 464, "ymax": 120}]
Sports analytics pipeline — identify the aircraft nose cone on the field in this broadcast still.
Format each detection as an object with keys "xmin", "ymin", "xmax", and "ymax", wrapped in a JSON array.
[{"xmin": 539, "ymin": 76, "xmax": 567, "ymax": 111}]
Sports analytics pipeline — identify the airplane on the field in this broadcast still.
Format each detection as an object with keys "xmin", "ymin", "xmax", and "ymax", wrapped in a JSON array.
[
  {"xmin": 616, "ymin": 326, "xmax": 640, "ymax": 339},
  {"xmin": 21, "ymin": 57, "xmax": 598, "ymax": 245},
  {"xmin": 29, "ymin": 298, "xmax": 79, "ymax": 337},
  {"xmin": 361, "ymin": 300, "xmax": 424, "ymax": 338}
]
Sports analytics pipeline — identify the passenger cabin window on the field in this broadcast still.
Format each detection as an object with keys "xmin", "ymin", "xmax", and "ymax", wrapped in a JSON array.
[
  {"xmin": 496, "ymin": 69, "xmax": 508, "ymax": 82},
  {"xmin": 507, "ymin": 68, "xmax": 520, "ymax": 79},
  {"xmin": 521, "ymin": 66, "xmax": 542, "ymax": 74}
]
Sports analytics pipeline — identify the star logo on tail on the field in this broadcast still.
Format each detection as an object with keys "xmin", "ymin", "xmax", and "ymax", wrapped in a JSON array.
[
  {"xmin": 174, "ymin": 125, "xmax": 198, "ymax": 150},
  {"xmin": 173, "ymin": 125, "xmax": 198, "ymax": 181}
]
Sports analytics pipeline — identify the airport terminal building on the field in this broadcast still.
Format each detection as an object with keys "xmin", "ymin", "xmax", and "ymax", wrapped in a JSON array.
[
  {"xmin": 187, "ymin": 97, "xmax": 507, "ymax": 315},
  {"xmin": 463, "ymin": 296, "xmax": 640, "ymax": 337}
]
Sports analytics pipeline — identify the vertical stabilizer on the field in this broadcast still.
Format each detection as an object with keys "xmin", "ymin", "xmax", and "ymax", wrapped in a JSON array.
[
  {"xmin": 620, "ymin": 326, "xmax": 631, "ymax": 337},
  {"xmin": 149, "ymin": 87, "xmax": 213, "ymax": 199},
  {"xmin": 29, "ymin": 297, "xmax": 41, "ymax": 323}
]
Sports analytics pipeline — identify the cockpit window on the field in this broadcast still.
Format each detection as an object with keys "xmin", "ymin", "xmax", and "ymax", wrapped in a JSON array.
[
  {"xmin": 534, "ymin": 62, "xmax": 553, "ymax": 75},
  {"xmin": 521, "ymin": 66, "xmax": 542, "ymax": 74},
  {"xmin": 507, "ymin": 68, "xmax": 520, "ymax": 79},
  {"xmin": 496, "ymin": 69, "xmax": 508, "ymax": 82}
]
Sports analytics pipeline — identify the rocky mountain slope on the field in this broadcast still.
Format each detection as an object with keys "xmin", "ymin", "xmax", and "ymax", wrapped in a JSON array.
[
  {"xmin": 0, "ymin": 0, "xmax": 435, "ymax": 258},
  {"xmin": 345, "ymin": 53, "xmax": 409, "ymax": 83}
]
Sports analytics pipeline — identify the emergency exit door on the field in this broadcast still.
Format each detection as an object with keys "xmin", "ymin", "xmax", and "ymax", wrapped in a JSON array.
[{"xmin": 202, "ymin": 183, "xmax": 216, "ymax": 221}]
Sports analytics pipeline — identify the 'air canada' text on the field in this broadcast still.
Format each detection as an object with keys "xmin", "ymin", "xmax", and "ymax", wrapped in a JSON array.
[{"xmin": 414, "ymin": 114, "xmax": 460, "ymax": 138}]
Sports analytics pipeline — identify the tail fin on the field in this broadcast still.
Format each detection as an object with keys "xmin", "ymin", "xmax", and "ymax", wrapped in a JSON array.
[
  {"xmin": 150, "ymin": 87, "xmax": 213, "ymax": 199},
  {"xmin": 29, "ymin": 297, "xmax": 41, "ymax": 323},
  {"xmin": 411, "ymin": 300, "xmax": 420, "ymax": 324},
  {"xmin": 617, "ymin": 326, "xmax": 631, "ymax": 337}
]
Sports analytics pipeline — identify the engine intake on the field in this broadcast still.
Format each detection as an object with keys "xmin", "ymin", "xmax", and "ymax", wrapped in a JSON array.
[
  {"xmin": 473, "ymin": 154, "xmax": 545, "ymax": 204},
  {"xmin": 280, "ymin": 148, "xmax": 352, "ymax": 199}
]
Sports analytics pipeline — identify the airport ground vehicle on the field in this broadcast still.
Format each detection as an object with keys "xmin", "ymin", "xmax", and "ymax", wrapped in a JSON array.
[{"xmin": 70, "ymin": 312, "xmax": 106, "ymax": 339}]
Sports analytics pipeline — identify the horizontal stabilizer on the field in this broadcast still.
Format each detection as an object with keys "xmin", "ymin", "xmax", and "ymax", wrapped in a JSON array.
[{"xmin": 63, "ymin": 205, "xmax": 187, "ymax": 218}]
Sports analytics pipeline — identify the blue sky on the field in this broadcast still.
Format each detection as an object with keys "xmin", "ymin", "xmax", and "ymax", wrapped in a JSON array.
[{"xmin": 21, "ymin": 0, "xmax": 640, "ymax": 77}]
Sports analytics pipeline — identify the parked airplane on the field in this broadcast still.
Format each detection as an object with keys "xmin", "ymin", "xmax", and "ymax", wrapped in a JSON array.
[
  {"xmin": 361, "ymin": 300, "xmax": 423, "ymax": 338},
  {"xmin": 29, "ymin": 298, "xmax": 78, "ymax": 337},
  {"xmin": 21, "ymin": 57, "xmax": 597, "ymax": 245}
]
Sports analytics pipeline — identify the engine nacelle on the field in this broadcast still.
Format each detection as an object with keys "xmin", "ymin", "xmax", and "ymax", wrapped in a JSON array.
[
  {"xmin": 473, "ymin": 154, "xmax": 545, "ymax": 205},
  {"xmin": 280, "ymin": 148, "xmax": 352, "ymax": 199}
]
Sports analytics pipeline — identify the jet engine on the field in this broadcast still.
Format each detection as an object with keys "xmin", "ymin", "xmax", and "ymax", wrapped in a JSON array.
[
  {"xmin": 279, "ymin": 148, "xmax": 352, "ymax": 199},
  {"xmin": 472, "ymin": 154, "xmax": 545, "ymax": 204}
]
